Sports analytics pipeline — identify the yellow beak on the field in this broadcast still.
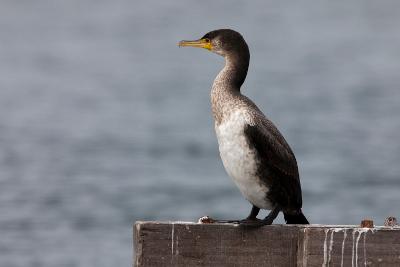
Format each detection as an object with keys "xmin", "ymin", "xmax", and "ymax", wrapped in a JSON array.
[{"xmin": 178, "ymin": 38, "xmax": 212, "ymax": 51}]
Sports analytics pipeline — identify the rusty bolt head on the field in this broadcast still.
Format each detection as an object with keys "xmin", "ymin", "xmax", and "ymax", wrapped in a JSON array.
[
  {"xmin": 198, "ymin": 216, "xmax": 215, "ymax": 224},
  {"xmin": 361, "ymin": 219, "xmax": 374, "ymax": 228},
  {"xmin": 384, "ymin": 216, "xmax": 398, "ymax": 227}
]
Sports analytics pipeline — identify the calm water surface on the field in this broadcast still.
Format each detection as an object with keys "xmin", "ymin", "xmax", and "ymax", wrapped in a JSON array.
[{"xmin": 1, "ymin": 1, "xmax": 400, "ymax": 266}]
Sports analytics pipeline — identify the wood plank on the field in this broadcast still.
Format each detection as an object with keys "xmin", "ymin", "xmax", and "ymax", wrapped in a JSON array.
[
  {"xmin": 298, "ymin": 226, "xmax": 400, "ymax": 267},
  {"xmin": 134, "ymin": 222, "xmax": 400, "ymax": 267},
  {"xmin": 135, "ymin": 221, "xmax": 300, "ymax": 267}
]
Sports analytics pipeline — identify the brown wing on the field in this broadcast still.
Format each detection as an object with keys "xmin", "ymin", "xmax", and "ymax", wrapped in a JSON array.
[{"xmin": 244, "ymin": 121, "xmax": 303, "ymax": 210}]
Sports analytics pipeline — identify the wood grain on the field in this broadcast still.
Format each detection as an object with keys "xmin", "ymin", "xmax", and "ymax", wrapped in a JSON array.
[{"xmin": 134, "ymin": 222, "xmax": 400, "ymax": 267}]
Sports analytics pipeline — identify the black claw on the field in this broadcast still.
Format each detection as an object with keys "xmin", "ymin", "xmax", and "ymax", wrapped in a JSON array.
[
  {"xmin": 261, "ymin": 205, "xmax": 280, "ymax": 225},
  {"xmin": 212, "ymin": 218, "xmax": 262, "ymax": 225},
  {"xmin": 238, "ymin": 219, "xmax": 264, "ymax": 227},
  {"xmin": 212, "ymin": 219, "xmax": 241, "ymax": 224},
  {"xmin": 260, "ymin": 217, "xmax": 274, "ymax": 225}
]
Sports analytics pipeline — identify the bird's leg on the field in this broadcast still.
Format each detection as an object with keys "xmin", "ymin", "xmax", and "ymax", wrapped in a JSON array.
[
  {"xmin": 239, "ymin": 205, "xmax": 280, "ymax": 227},
  {"xmin": 246, "ymin": 205, "xmax": 261, "ymax": 220},
  {"xmin": 212, "ymin": 205, "xmax": 260, "ymax": 224},
  {"xmin": 260, "ymin": 205, "xmax": 280, "ymax": 225},
  {"xmin": 238, "ymin": 205, "xmax": 261, "ymax": 225}
]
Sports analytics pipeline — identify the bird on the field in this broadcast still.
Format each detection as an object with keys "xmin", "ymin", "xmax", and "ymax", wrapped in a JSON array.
[{"xmin": 179, "ymin": 29, "xmax": 309, "ymax": 226}]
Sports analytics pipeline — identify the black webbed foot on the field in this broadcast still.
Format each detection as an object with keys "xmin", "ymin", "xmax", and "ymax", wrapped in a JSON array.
[
  {"xmin": 239, "ymin": 205, "xmax": 281, "ymax": 227},
  {"xmin": 237, "ymin": 218, "xmax": 263, "ymax": 226},
  {"xmin": 261, "ymin": 205, "xmax": 280, "ymax": 225},
  {"xmin": 212, "ymin": 218, "xmax": 262, "ymax": 226},
  {"xmin": 208, "ymin": 205, "xmax": 261, "ymax": 225}
]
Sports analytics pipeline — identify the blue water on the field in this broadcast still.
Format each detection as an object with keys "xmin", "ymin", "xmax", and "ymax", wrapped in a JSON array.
[{"xmin": 1, "ymin": 1, "xmax": 400, "ymax": 266}]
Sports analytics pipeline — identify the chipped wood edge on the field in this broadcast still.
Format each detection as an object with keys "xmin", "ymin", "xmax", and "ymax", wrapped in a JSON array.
[{"xmin": 134, "ymin": 222, "xmax": 143, "ymax": 267}]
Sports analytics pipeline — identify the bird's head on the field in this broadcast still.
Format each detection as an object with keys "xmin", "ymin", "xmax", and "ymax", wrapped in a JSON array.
[{"xmin": 179, "ymin": 29, "xmax": 248, "ymax": 57}]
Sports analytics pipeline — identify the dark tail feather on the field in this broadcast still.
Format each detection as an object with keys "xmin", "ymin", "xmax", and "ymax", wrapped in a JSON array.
[{"xmin": 284, "ymin": 210, "xmax": 309, "ymax": 224}]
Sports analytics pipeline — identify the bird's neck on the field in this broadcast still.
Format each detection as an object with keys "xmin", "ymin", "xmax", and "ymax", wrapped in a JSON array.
[{"xmin": 211, "ymin": 52, "xmax": 250, "ymax": 124}]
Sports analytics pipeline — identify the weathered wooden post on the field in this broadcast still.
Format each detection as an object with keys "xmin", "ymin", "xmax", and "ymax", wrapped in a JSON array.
[{"xmin": 134, "ymin": 221, "xmax": 400, "ymax": 267}]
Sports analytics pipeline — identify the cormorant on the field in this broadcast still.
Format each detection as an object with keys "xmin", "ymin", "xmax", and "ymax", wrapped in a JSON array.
[{"xmin": 179, "ymin": 29, "xmax": 309, "ymax": 226}]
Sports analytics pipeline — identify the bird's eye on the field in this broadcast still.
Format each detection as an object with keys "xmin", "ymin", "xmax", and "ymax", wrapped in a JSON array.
[{"xmin": 204, "ymin": 38, "xmax": 210, "ymax": 43}]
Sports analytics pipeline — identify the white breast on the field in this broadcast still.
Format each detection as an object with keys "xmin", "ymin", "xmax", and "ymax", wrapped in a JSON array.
[{"xmin": 215, "ymin": 109, "xmax": 272, "ymax": 210}]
